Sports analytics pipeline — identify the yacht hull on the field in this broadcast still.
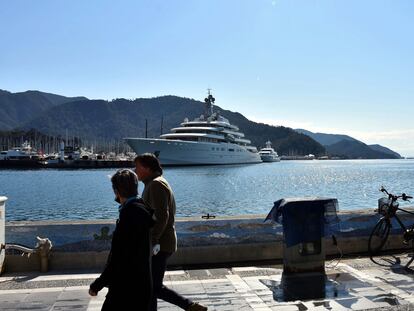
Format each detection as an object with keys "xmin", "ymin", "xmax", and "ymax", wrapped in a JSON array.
[
  {"xmin": 125, "ymin": 138, "xmax": 262, "ymax": 165},
  {"xmin": 260, "ymin": 155, "xmax": 281, "ymax": 162}
]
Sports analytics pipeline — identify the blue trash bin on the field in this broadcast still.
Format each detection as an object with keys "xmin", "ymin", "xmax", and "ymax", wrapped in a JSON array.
[{"xmin": 265, "ymin": 197, "xmax": 339, "ymax": 274}]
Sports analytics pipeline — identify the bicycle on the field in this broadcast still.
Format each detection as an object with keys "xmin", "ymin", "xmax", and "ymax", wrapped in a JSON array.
[{"xmin": 368, "ymin": 186, "xmax": 413, "ymax": 258}]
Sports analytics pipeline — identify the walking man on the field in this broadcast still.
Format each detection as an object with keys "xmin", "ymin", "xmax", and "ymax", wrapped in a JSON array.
[
  {"xmin": 135, "ymin": 153, "xmax": 208, "ymax": 311},
  {"xmin": 89, "ymin": 169, "xmax": 154, "ymax": 310}
]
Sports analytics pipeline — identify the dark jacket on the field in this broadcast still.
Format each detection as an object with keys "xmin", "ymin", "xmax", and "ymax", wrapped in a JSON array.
[
  {"xmin": 90, "ymin": 198, "xmax": 155, "ymax": 310},
  {"xmin": 142, "ymin": 174, "xmax": 177, "ymax": 253}
]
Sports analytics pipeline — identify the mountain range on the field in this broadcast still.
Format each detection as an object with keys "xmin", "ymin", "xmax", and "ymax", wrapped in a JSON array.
[
  {"xmin": 0, "ymin": 90, "xmax": 324, "ymax": 156},
  {"xmin": 0, "ymin": 89, "xmax": 401, "ymax": 158},
  {"xmin": 0, "ymin": 89, "xmax": 87, "ymax": 130},
  {"xmin": 295, "ymin": 129, "xmax": 401, "ymax": 159}
]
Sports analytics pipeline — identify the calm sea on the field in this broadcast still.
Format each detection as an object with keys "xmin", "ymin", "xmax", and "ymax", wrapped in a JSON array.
[{"xmin": 1, "ymin": 159, "xmax": 413, "ymax": 221}]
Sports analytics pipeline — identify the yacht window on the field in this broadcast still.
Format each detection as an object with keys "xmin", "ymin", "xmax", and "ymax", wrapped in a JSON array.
[
  {"xmin": 229, "ymin": 149, "xmax": 234, "ymax": 152},
  {"xmin": 221, "ymin": 148, "xmax": 225, "ymax": 151}
]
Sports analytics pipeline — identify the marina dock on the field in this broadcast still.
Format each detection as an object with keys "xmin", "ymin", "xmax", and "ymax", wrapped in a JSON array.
[{"xmin": 0, "ymin": 159, "xmax": 134, "ymax": 169}]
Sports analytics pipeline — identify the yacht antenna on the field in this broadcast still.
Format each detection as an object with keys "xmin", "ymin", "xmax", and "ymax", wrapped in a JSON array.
[{"xmin": 204, "ymin": 89, "xmax": 215, "ymax": 117}]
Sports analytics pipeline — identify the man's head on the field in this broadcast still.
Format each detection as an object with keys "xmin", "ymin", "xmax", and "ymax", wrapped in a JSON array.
[
  {"xmin": 134, "ymin": 153, "xmax": 163, "ymax": 181},
  {"xmin": 111, "ymin": 169, "xmax": 138, "ymax": 203}
]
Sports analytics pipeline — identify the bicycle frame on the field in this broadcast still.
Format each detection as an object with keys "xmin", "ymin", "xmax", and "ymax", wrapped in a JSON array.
[{"xmin": 392, "ymin": 207, "xmax": 414, "ymax": 232}]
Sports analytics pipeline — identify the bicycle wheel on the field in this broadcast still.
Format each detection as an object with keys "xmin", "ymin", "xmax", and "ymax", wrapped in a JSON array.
[{"xmin": 368, "ymin": 218, "xmax": 391, "ymax": 255}]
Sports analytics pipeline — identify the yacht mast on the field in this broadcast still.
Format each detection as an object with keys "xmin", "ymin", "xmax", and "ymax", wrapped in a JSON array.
[{"xmin": 204, "ymin": 89, "xmax": 215, "ymax": 118}]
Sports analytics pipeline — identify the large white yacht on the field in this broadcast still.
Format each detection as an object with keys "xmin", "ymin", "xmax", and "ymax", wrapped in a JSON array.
[
  {"xmin": 125, "ymin": 91, "xmax": 262, "ymax": 165},
  {"xmin": 259, "ymin": 141, "xmax": 280, "ymax": 162}
]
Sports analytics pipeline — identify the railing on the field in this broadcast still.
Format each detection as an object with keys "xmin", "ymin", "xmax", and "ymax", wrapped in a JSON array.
[
  {"xmin": 3, "ymin": 243, "xmax": 37, "ymax": 255},
  {"xmin": 0, "ymin": 237, "xmax": 53, "ymax": 273},
  {"xmin": 0, "ymin": 197, "xmax": 52, "ymax": 273}
]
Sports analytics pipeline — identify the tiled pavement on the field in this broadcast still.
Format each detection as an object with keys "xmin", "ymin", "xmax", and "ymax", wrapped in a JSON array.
[{"xmin": 2, "ymin": 254, "xmax": 414, "ymax": 310}]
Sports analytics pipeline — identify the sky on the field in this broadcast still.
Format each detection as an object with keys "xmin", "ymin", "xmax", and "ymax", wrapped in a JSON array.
[{"xmin": 1, "ymin": 0, "xmax": 413, "ymax": 156}]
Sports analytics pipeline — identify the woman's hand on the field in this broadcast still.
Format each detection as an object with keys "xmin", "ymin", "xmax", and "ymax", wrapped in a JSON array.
[
  {"xmin": 89, "ymin": 288, "xmax": 98, "ymax": 296},
  {"xmin": 153, "ymin": 244, "xmax": 160, "ymax": 256}
]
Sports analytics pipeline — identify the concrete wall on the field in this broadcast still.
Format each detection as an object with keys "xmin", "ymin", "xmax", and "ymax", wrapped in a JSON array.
[
  {"xmin": 0, "ymin": 197, "xmax": 6, "ymax": 274},
  {"xmin": 4, "ymin": 209, "xmax": 414, "ymax": 272}
]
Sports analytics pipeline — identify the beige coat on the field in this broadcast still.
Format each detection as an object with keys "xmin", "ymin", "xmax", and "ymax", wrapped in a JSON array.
[{"xmin": 142, "ymin": 174, "xmax": 177, "ymax": 253}]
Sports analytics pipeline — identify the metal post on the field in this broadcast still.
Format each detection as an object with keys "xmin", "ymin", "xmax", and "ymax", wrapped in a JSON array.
[{"xmin": 0, "ymin": 196, "xmax": 7, "ymax": 275}]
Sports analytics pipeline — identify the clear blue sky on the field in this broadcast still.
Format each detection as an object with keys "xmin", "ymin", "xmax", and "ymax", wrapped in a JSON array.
[{"xmin": 1, "ymin": 0, "xmax": 413, "ymax": 155}]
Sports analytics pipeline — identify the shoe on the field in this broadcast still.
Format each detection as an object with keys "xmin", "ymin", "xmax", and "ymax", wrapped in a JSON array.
[{"xmin": 186, "ymin": 302, "xmax": 208, "ymax": 311}]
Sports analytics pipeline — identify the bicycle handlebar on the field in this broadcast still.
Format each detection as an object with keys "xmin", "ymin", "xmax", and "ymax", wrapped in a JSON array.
[
  {"xmin": 403, "ymin": 193, "xmax": 413, "ymax": 200},
  {"xmin": 380, "ymin": 187, "xmax": 412, "ymax": 201}
]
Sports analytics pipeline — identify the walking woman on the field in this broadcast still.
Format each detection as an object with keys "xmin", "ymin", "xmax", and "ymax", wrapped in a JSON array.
[{"xmin": 89, "ymin": 169, "xmax": 155, "ymax": 310}]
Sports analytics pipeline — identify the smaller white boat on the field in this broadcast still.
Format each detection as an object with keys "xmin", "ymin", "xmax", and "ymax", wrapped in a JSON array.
[
  {"xmin": 0, "ymin": 141, "xmax": 41, "ymax": 160},
  {"xmin": 259, "ymin": 141, "xmax": 280, "ymax": 162}
]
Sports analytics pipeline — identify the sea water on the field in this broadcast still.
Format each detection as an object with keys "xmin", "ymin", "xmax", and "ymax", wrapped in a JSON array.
[{"xmin": 1, "ymin": 159, "xmax": 413, "ymax": 221}]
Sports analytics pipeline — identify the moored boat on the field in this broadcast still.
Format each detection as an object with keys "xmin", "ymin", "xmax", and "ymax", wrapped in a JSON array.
[{"xmin": 259, "ymin": 141, "xmax": 280, "ymax": 162}]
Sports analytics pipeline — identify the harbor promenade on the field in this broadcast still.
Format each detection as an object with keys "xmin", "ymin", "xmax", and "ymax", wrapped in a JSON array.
[{"xmin": 2, "ymin": 253, "xmax": 414, "ymax": 310}]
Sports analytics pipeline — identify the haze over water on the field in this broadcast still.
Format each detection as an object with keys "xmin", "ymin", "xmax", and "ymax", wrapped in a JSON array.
[{"xmin": 1, "ymin": 159, "xmax": 414, "ymax": 221}]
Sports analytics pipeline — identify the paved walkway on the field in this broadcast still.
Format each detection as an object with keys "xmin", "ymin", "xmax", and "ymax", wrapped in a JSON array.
[{"xmin": 2, "ymin": 253, "xmax": 414, "ymax": 310}]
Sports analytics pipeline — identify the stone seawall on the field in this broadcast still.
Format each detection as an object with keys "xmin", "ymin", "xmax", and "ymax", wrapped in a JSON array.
[{"xmin": 4, "ymin": 210, "xmax": 414, "ymax": 272}]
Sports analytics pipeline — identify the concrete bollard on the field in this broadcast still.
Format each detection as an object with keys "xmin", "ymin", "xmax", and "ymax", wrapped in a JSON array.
[{"xmin": 0, "ymin": 196, "xmax": 7, "ymax": 275}]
